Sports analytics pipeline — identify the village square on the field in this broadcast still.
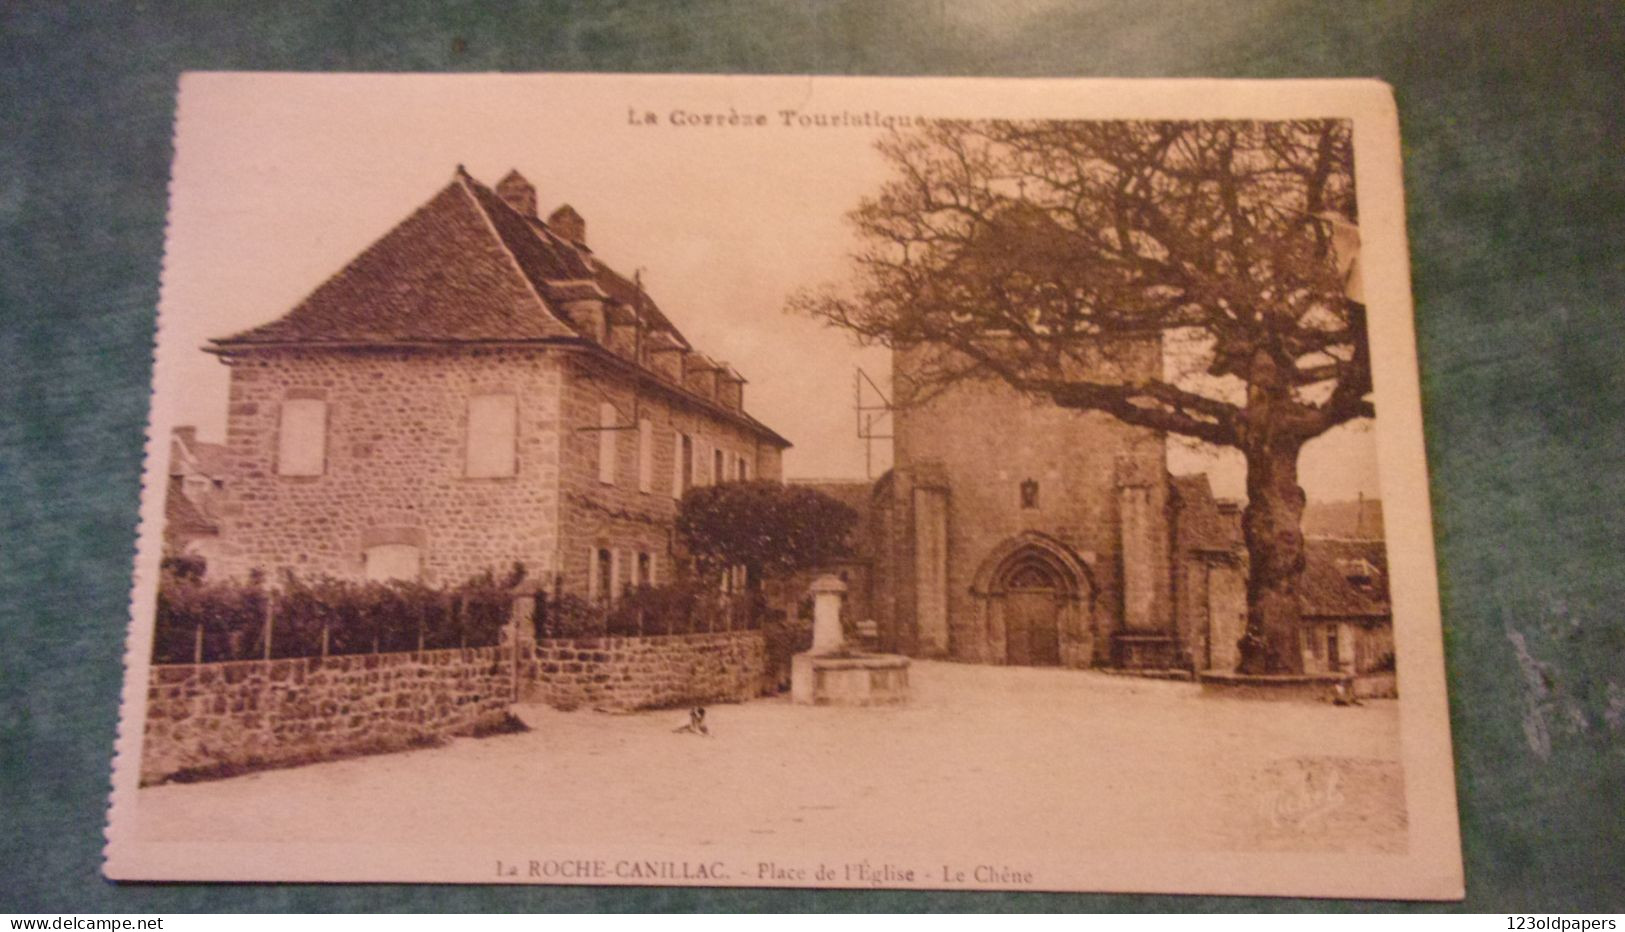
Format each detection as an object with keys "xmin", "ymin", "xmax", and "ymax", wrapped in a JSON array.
[{"xmin": 136, "ymin": 115, "xmax": 1405, "ymax": 860}]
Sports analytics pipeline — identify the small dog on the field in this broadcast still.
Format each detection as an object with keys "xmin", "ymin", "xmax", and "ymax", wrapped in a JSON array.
[{"xmin": 673, "ymin": 706, "xmax": 711, "ymax": 736}]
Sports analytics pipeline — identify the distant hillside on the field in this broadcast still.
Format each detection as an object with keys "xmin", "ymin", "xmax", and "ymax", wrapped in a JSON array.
[{"xmin": 1302, "ymin": 498, "xmax": 1384, "ymax": 539}]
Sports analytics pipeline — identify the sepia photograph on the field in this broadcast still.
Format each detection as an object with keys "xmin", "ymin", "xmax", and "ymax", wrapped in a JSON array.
[{"xmin": 105, "ymin": 73, "xmax": 1461, "ymax": 899}]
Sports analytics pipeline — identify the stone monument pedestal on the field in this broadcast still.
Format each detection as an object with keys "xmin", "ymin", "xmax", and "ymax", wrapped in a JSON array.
[{"xmin": 790, "ymin": 575, "xmax": 911, "ymax": 706}]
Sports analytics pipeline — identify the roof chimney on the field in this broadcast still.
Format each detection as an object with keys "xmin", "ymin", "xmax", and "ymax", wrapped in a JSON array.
[
  {"xmin": 549, "ymin": 204, "xmax": 586, "ymax": 245},
  {"xmin": 495, "ymin": 170, "xmax": 538, "ymax": 218}
]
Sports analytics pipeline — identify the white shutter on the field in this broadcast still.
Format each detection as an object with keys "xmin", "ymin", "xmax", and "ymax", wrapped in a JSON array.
[
  {"xmin": 466, "ymin": 394, "xmax": 517, "ymax": 478},
  {"xmin": 671, "ymin": 429, "xmax": 684, "ymax": 499},
  {"xmin": 277, "ymin": 399, "xmax": 326, "ymax": 476},
  {"xmin": 587, "ymin": 547, "xmax": 600, "ymax": 602},
  {"xmin": 597, "ymin": 402, "xmax": 617, "ymax": 485},
  {"xmin": 637, "ymin": 418, "xmax": 653, "ymax": 493},
  {"xmin": 364, "ymin": 544, "xmax": 421, "ymax": 582},
  {"xmin": 609, "ymin": 549, "xmax": 622, "ymax": 603}
]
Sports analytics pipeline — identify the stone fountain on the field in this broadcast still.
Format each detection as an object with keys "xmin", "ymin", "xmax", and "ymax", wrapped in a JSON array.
[{"xmin": 790, "ymin": 575, "xmax": 911, "ymax": 706}]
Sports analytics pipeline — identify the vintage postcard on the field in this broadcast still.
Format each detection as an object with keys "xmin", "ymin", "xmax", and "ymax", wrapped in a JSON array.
[{"xmin": 105, "ymin": 72, "xmax": 1462, "ymax": 899}]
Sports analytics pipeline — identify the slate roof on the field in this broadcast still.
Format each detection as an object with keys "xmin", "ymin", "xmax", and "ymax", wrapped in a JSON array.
[
  {"xmin": 213, "ymin": 167, "xmax": 693, "ymax": 351},
  {"xmin": 593, "ymin": 262, "xmax": 689, "ymax": 349},
  {"xmin": 163, "ymin": 477, "xmax": 218, "ymax": 539},
  {"xmin": 1300, "ymin": 538, "xmax": 1390, "ymax": 621},
  {"xmin": 1168, "ymin": 474, "xmax": 1389, "ymax": 621},
  {"xmin": 209, "ymin": 168, "xmax": 784, "ymax": 446},
  {"xmin": 214, "ymin": 171, "xmax": 578, "ymax": 345},
  {"xmin": 1170, "ymin": 474, "xmax": 1242, "ymax": 553},
  {"xmin": 171, "ymin": 433, "xmax": 229, "ymax": 480}
]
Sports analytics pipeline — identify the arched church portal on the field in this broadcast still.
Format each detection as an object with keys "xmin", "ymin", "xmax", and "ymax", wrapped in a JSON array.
[{"xmin": 972, "ymin": 534, "xmax": 1095, "ymax": 667}]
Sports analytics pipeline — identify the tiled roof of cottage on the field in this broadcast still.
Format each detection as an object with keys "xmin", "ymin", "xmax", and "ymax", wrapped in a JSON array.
[
  {"xmin": 214, "ymin": 171, "xmax": 577, "ymax": 345},
  {"xmin": 592, "ymin": 263, "xmax": 689, "ymax": 349},
  {"xmin": 212, "ymin": 167, "xmax": 689, "ymax": 350},
  {"xmin": 170, "ymin": 432, "xmax": 229, "ymax": 480},
  {"xmin": 163, "ymin": 477, "xmax": 218, "ymax": 539},
  {"xmin": 1300, "ymin": 538, "xmax": 1390, "ymax": 620},
  {"xmin": 210, "ymin": 168, "xmax": 786, "ymax": 446},
  {"xmin": 1170, "ymin": 474, "xmax": 1242, "ymax": 553}
]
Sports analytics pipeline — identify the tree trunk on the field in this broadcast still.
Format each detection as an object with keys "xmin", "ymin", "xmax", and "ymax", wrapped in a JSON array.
[{"xmin": 1237, "ymin": 438, "xmax": 1308, "ymax": 674}]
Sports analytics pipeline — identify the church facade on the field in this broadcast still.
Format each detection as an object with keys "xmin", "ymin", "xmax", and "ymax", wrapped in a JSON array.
[
  {"xmin": 819, "ymin": 343, "xmax": 1396, "ymax": 677},
  {"xmin": 857, "ymin": 342, "xmax": 1246, "ymax": 671}
]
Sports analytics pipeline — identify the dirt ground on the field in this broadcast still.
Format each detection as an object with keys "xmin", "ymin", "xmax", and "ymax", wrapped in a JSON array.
[{"xmin": 135, "ymin": 661, "xmax": 1407, "ymax": 854}]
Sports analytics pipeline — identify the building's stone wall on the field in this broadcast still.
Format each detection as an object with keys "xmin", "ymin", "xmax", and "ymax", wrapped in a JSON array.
[
  {"xmin": 210, "ymin": 346, "xmax": 785, "ymax": 599},
  {"xmin": 885, "ymin": 340, "xmax": 1171, "ymax": 666},
  {"xmin": 1302, "ymin": 619, "xmax": 1395, "ymax": 676},
  {"xmin": 1175, "ymin": 557, "xmax": 1248, "ymax": 671},
  {"xmin": 528, "ymin": 630, "xmax": 766, "ymax": 711},
  {"xmin": 556, "ymin": 354, "xmax": 784, "ymax": 601},
  {"xmin": 212, "ymin": 348, "xmax": 565, "ymax": 585},
  {"xmin": 140, "ymin": 646, "xmax": 515, "ymax": 785}
]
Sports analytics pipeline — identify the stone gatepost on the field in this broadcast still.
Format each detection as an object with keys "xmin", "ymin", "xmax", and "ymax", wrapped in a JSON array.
[{"xmin": 508, "ymin": 586, "xmax": 543, "ymax": 701}]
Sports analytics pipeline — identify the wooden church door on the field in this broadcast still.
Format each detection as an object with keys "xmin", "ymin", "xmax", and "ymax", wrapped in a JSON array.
[{"xmin": 1004, "ymin": 562, "xmax": 1062, "ymax": 666}]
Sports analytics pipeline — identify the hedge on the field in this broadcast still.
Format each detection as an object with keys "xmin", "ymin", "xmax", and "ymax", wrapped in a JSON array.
[
  {"xmin": 533, "ymin": 581, "xmax": 762, "ymax": 640},
  {"xmin": 152, "ymin": 561, "xmax": 524, "ymax": 664}
]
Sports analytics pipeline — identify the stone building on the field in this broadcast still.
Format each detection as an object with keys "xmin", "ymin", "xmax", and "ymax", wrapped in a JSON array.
[
  {"xmin": 1298, "ymin": 536, "xmax": 1394, "ymax": 676},
  {"xmin": 162, "ymin": 426, "xmax": 229, "ymax": 564},
  {"xmin": 203, "ymin": 167, "xmax": 789, "ymax": 600},
  {"xmin": 834, "ymin": 342, "xmax": 1392, "ymax": 676},
  {"xmin": 857, "ymin": 342, "xmax": 1239, "ymax": 671},
  {"xmin": 812, "ymin": 338, "xmax": 1390, "ymax": 677}
]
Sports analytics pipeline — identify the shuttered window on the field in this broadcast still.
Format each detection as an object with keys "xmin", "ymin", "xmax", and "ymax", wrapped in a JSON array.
[
  {"xmin": 364, "ymin": 544, "xmax": 421, "ymax": 582},
  {"xmin": 597, "ymin": 403, "xmax": 618, "ymax": 485},
  {"xmin": 466, "ymin": 394, "xmax": 517, "ymax": 478},
  {"xmin": 277, "ymin": 399, "xmax": 327, "ymax": 476},
  {"xmin": 671, "ymin": 428, "xmax": 685, "ymax": 499},
  {"xmin": 637, "ymin": 418, "xmax": 653, "ymax": 493}
]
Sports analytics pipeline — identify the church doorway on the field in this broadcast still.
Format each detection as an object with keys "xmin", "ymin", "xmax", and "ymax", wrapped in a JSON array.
[
  {"xmin": 999, "ymin": 555, "xmax": 1065, "ymax": 666},
  {"xmin": 969, "ymin": 532, "xmax": 1095, "ymax": 668}
]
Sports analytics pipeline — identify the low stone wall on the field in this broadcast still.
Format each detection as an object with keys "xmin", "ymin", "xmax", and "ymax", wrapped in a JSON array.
[
  {"xmin": 1197, "ymin": 669, "xmax": 1353, "ymax": 702},
  {"xmin": 141, "ymin": 647, "xmax": 515, "ymax": 785},
  {"xmin": 1354, "ymin": 672, "xmax": 1399, "ymax": 699},
  {"xmin": 529, "ymin": 630, "xmax": 766, "ymax": 711}
]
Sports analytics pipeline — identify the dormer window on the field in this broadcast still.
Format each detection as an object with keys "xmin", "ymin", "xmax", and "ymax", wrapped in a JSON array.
[{"xmin": 1337, "ymin": 557, "xmax": 1380, "ymax": 589}]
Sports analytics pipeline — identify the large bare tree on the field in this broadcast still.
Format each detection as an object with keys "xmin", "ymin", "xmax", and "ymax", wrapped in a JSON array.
[{"xmin": 791, "ymin": 119, "xmax": 1370, "ymax": 675}]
